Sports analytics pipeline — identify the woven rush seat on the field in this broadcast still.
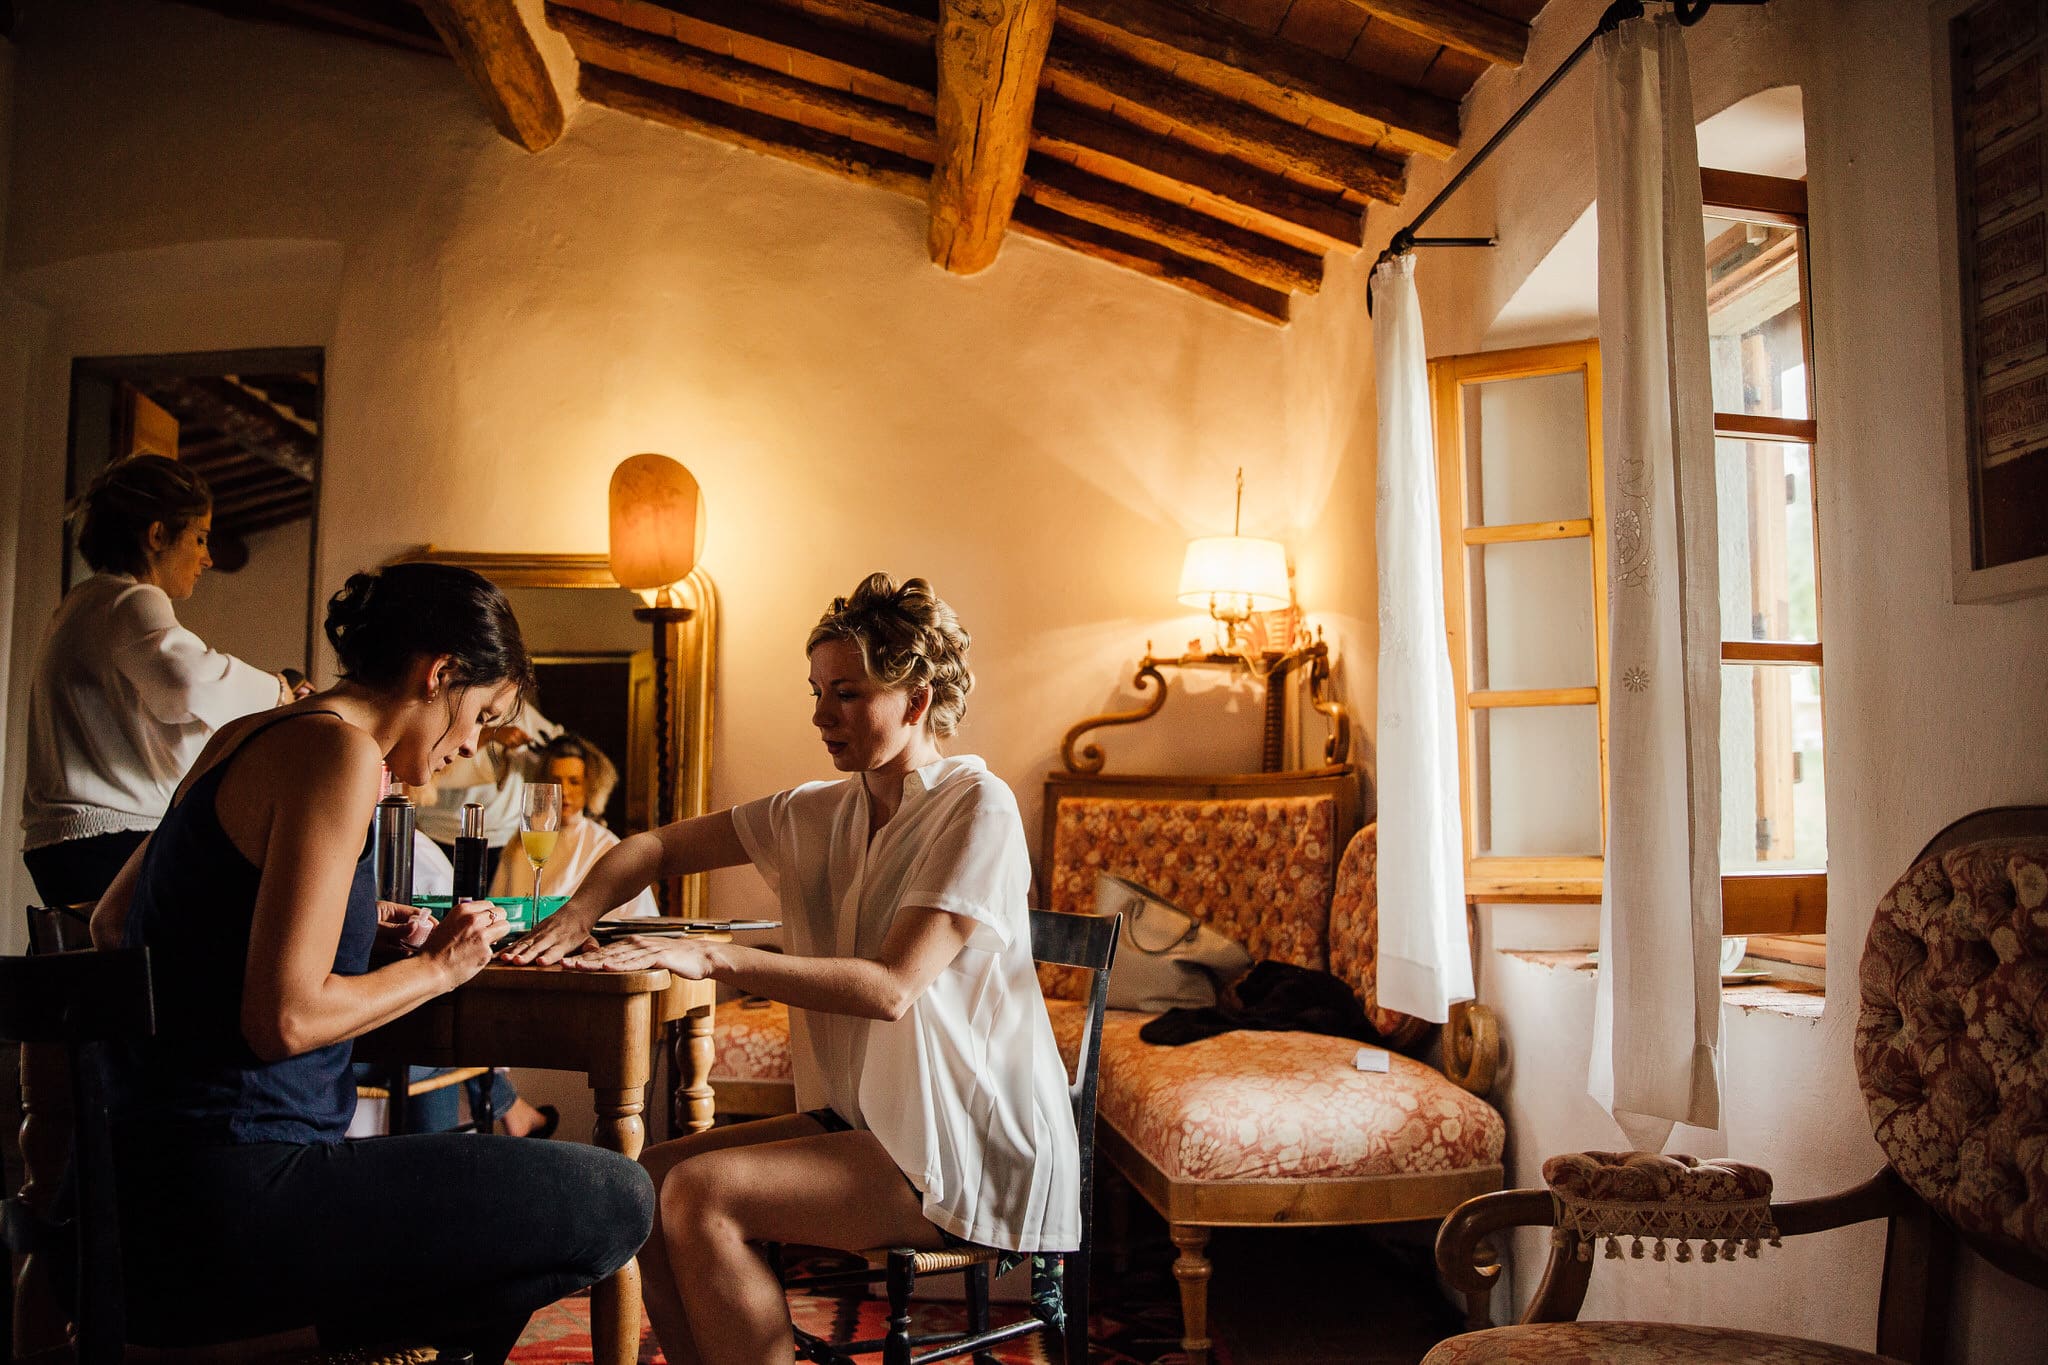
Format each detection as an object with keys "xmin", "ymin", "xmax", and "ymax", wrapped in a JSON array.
[
  {"xmin": 1424, "ymin": 1322, "xmax": 1898, "ymax": 1364},
  {"xmin": 1045, "ymin": 1000, "xmax": 1503, "ymax": 1183},
  {"xmin": 859, "ymin": 1245, "xmax": 1005, "ymax": 1274}
]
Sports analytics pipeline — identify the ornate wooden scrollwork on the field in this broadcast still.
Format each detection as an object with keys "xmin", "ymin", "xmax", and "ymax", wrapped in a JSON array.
[
  {"xmin": 1060, "ymin": 658, "xmax": 1169, "ymax": 774},
  {"xmin": 1443, "ymin": 999, "xmax": 1501, "ymax": 1097}
]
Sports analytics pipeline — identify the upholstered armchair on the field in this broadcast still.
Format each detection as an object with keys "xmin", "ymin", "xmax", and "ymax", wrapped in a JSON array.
[{"xmin": 1424, "ymin": 805, "xmax": 2048, "ymax": 1364}]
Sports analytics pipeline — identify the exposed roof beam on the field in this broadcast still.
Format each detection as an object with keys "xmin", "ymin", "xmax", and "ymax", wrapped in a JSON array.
[
  {"xmin": 1330, "ymin": 0, "xmax": 1528, "ymax": 68},
  {"xmin": 418, "ymin": 0, "xmax": 566, "ymax": 152},
  {"xmin": 581, "ymin": 64, "xmax": 1291, "ymax": 322},
  {"xmin": 928, "ymin": 0, "xmax": 1057, "ymax": 274},
  {"xmin": 1011, "ymin": 200, "xmax": 1289, "ymax": 324},
  {"xmin": 1032, "ymin": 99, "xmax": 1362, "ymax": 253},
  {"xmin": 145, "ymin": 378, "xmax": 318, "ymax": 481},
  {"xmin": 569, "ymin": 0, "xmax": 937, "ymax": 111},
  {"xmin": 550, "ymin": 6, "xmax": 933, "ymax": 160},
  {"xmin": 1024, "ymin": 155, "xmax": 1320, "ymax": 294},
  {"xmin": 580, "ymin": 64, "xmax": 932, "ymax": 195},
  {"xmin": 1059, "ymin": 0, "xmax": 1457, "ymax": 159},
  {"xmin": 1046, "ymin": 34, "xmax": 1405, "ymax": 202}
]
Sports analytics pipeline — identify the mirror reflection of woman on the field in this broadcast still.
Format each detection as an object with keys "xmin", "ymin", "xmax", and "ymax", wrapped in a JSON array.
[
  {"xmin": 89, "ymin": 563, "xmax": 653, "ymax": 1363},
  {"xmin": 21, "ymin": 455, "xmax": 301, "ymax": 907},
  {"xmin": 489, "ymin": 732, "xmax": 657, "ymax": 918},
  {"xmin": 505, "ymin": 573, "xmax": 1079, "ymax": 1365}
]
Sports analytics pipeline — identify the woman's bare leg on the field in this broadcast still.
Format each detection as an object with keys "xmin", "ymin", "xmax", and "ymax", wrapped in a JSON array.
[
  {"xmin": 636, "ymin": 1115, "xmax": 828, "ymax": 1365},
  {"xmin": 660, "ymin": 1130, "xmax": 944, "ymax": 1365}
]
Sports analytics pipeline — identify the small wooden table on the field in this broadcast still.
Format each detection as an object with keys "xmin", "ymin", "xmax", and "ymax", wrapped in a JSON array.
[{"xmin": 356, "ymin": 962, "xmax": 718, "ymax": 1365}]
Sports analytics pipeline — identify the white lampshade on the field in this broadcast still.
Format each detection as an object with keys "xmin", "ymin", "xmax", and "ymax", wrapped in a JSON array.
[
  {"xmin": 608, "ymin": 454, "xmax": 704, "ymax": 595},
  {"xmin": 1177, "ymin": 536, "xmax": 1290, "ymax": 613}
]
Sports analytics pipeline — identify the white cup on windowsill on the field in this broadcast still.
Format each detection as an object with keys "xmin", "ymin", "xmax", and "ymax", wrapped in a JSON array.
[{"xmin": 1720, "ymin": 936, "xmax": 1749, "ymax": 975}]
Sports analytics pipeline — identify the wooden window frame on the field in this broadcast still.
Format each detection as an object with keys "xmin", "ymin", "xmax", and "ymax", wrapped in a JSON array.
[
  {"xmin": 1431, "ymin": 339, "xmax": 1608, "ymax": 904},
  {"xmin": 1705, "ymin": 170, "xmax": 1828, "ymax": 940}
]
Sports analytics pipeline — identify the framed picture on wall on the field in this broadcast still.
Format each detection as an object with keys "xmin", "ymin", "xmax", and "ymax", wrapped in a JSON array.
[{"xmin": 1934, "ymin": 0, "xmax": 2048, "ymax": 602}]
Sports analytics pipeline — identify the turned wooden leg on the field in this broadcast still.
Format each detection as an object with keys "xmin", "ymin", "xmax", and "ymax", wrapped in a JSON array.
[
  {"xmin": 1467, "ymin": 1236, "xmax": 1499, "ymax": 1331},
  {"xmin": 591, "ymin": 1084, "xmax": 647, "ymax": 1365},
  {"xmin": 672, "ymin": 1002, "xmax": 716, "ymax": 1135},
  {"xmin": 1169, "ymin": 1223, "xmax": 1213, "ymax": 1365}
]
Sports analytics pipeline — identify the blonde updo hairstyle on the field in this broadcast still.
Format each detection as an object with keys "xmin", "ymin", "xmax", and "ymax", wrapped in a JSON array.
[{"xmin": 807, "ymin": 573, "xmax": 973, "ymax": 739}]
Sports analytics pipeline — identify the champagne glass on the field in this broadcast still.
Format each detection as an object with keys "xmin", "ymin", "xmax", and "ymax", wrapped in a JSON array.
[{"xmin": 519, "ymin": 783, "xmax": 563, "ymax": 936}]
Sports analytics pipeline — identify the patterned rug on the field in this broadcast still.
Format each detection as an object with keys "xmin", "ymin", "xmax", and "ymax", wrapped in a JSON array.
[{"xmin": 510, "ymin": 1247, "xmax": 1225, "ymax": 1365}]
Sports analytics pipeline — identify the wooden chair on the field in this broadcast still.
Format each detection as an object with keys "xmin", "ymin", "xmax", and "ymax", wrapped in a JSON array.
[
  {"xmin": 1425, "ymin": 806, "xmax": 2048, "ymax": 1364},
  {"xmin": 1, "ymin": 945, "xmax": 451, "ymax": 1365},
  {"xmin": 783, "ymin": 909, "xmax": 1120, "ymax": 1365},
  {"xmin": 353, "ymin": 1067, "xmax": 498, "ymax": 1136}
]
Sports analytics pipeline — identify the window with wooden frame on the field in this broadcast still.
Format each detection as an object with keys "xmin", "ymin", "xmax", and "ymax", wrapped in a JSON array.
[
  {"xmin": 1429, "ymin": 340, "xmax": 1608, "ymax": 904},
  {"xmin": 1704, "ymin": 169, "xmax": 1827, "ymax": 957},
  {"xmin": 1427, "ymin": 173, "xmax": 1828, "ymax": 968}
]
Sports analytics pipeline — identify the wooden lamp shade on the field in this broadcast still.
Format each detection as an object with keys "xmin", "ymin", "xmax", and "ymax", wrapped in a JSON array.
[{"xmin": 608, "ymin": 453, "xmax": 703, "ymax": 604}]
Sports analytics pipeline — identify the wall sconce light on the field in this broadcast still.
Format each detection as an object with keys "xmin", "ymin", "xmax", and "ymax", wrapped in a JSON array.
[
  {"xmin": 1176, "ymin": 468, "xmax": 1292, "ymax": 655},
  {"xmin": 608, "ymin": 455, "xmax": 705, "ymax": 880}
]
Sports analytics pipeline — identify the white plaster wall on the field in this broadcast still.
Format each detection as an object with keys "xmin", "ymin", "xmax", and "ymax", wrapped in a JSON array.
[
  {"xmin": 1291, "ymin": 0, "xmax": 2048, "ymax": 1355},
  {"xmin": 1, "ymin": 0, "xmax": 1308, "ymax": 952},
  {"xmin": 177, "ymin": 517, "xmax": 315, "ymax": 675}
]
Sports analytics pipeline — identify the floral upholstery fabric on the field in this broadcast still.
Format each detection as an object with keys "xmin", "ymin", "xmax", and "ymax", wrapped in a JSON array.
[
  {"xmin": 1857, "ymin": 835, "xmax": 2048, "ymax": 1260},
  {"xmin": 1044, "ymin": 999, "xmax": 1503, "ymax": 1182},
  {"xmin": 1543, "ymin": 1151, "xmax": 1773, "ymax": 1206},
  {"xmin": 712, "ymin": 998, "xmax": 793, "ymax": 1082},
  {"xmin": 1420, "ymin": 1323, "xmax": 1895, "ymax": 1364},
  {"xmin": 1542, "ymin": 1151, "xmax": 1778, "ymax": 1262},
  {"xmin": 1040, "ymin": 795, "xmax": 1339, "ymax": 1000},
  {"xmin": 1326, "ymin": 823, "xmax": 1432, "ymax": 1049}
]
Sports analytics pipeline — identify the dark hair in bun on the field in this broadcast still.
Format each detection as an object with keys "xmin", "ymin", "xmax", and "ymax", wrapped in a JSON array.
[
  {"xmin": 72, "ymin": 455, "xmax": 212, "ymax": 577},
  {"xmin": 324, "ymin": 563, "xmax": 534, "ymax": 701}
]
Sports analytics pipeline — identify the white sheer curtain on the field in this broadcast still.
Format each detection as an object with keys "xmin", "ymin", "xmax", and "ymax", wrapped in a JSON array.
[
  {"xmin": 1372, "ymin": 252, "xmax": 1472, "ymax": 1024},
  {"xmin": 1587, "ymin": 12, "xmax": 1723, "ymax": 1144}
]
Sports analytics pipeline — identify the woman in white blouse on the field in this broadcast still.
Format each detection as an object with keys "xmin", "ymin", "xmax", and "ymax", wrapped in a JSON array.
[
  {"xmin": 21, "ymin": 456, "xmax": 293, "ymax": 906},
  {"xmin": 505, "ymin": 574, "xmax": 1079, "ymax": 1365}
]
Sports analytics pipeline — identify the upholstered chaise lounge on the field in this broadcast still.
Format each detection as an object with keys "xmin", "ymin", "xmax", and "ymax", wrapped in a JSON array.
[{"xmin": 709, "ymin": 766, "xmax": 1507, "ymax": 1365}]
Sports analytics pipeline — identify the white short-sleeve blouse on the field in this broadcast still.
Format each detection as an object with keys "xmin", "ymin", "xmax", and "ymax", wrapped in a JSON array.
[{"xmin": 729, "ymin": 755, "xmax": 1080, "ymax": 1253}]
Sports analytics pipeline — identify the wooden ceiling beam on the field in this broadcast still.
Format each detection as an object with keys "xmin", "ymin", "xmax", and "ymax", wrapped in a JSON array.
[
  {"xmin": 418, "ymin": 0, "xmax": 566, "ymax": 152},
  {"xmin": 222, "ymin": 505, "xmax": 317, "ymax": 538},
  {"xmin": 1059, "ymin": 0, "xmax": 1457, "ymax": 159},
  {"xmin": 1331, "ymin": 0, "xmax": 1528, "ymax": 69},
  {"xmin": 580, "ymin": 65, "xmax": 933, "ymax": 196},
  {"xmin": 1023, "ymin": 155, "xmax": 1319, "ymax": 294},
  {"xmin": 145, "ymin": 378, "xmax": 318, "ymax": 482},
  {"xmin": 1045, "ymin": 34, "xmax": 1405, "ymax": 202},
  {"xmin": 550, "ymin": 6, "xmax": 934, "ymax": 159},
  {"xmin": 559, "ymin": 0, "xmax": 937, "ymax": 111},
  {"xmin": 928, "ymin": 0, "xmax": 1058, "ymax": 274},
  {"xmin": 1011, "ymin": 200, "xmax": 1289, "ymax": 324},
  {"xmin": 1031, "ymin": 99, "xmax": 1361, "ymax": 253}
]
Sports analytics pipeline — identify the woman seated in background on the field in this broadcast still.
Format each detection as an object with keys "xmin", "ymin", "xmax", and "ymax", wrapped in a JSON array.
[
  {"xmin": 505, "ymin": 573, "xmax": 1078, "ymax": 1365},
  {"xmin": 490, "ymin": 731, "xmax": 657, "ymax": 918},
  {"xmin": 91, "ymin": 562, "xmax": 651, "ymax": 1364},
  {"xmin": 21, "ymin": 455, "xmax": 300, "ymax": 907}
]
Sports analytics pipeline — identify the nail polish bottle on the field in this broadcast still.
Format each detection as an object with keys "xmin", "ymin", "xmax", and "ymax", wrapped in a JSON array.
[{"xmin": 452, "ymin": 802, "xmax": 490, "ymax": 903}]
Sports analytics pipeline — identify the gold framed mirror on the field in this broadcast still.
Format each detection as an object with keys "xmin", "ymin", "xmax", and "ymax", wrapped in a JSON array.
[{"xmin": 387, "ymin": 549, "xmax": 717, "ymax": 916}]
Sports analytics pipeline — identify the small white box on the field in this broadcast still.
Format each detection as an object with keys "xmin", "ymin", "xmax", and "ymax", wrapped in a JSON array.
[{"xmin": 1353, "ymin": 1046, "xmax": 1391, "ymax": 1073}]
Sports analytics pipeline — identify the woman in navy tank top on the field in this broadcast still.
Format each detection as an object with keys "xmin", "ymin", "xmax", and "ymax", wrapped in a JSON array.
[{"xmin": 89, "ymin": 562, "xmax": 653, "ymax": 1363}]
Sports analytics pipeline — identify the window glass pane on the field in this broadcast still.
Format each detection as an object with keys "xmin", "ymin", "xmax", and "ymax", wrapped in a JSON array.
[
  {"xmin": 1714, "ymin": 439, "xmax": 1819, "ymax": 643},
  {"xmin": 1705, "ymin": 214, "xmax": 1809, "ymax": 419},
  {"xmin": 1719, "ymin": 663, "xmax": 1827, "ymax": 872},
  {"xmin": 1461, "ymin": 370, "xmax": 1590, "ymax": 526},
  {"xmin": 1467, "ymin": 539, "xmax": 1597, "ymax": 690},
  {"xmin": 1472, "ymin": 705, "xmax": 1603, "ymax": 857}
]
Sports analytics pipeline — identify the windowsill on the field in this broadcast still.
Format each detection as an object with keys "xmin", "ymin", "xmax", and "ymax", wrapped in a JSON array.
[{"xmin": 1499, "ymin": 949, "xmax": 1825, "ymax": 1018}]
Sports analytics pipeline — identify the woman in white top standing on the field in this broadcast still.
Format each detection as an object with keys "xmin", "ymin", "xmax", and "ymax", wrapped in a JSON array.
[
  {"xmin": 504, "ymin": 573, "xmax": 1079, "ymax": 1365},
  {"xmin": 21, "ymin": 456, "xmax": 294, "ymax": 906}
]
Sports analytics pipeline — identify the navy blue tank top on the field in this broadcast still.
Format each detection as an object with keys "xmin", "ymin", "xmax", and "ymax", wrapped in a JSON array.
[{"xmin": 114, "ymin": 710, "xmax": 379, "ymax": 1145}]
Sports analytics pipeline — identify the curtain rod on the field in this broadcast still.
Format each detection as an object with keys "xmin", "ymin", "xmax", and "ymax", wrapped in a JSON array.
[{"xmin": 1366, "ymin": 0, "xmax": 1767, "ymax": 312}]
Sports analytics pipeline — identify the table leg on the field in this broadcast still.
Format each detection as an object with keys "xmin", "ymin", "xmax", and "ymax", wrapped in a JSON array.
[
  {"xmin": 590, "ymin": 1084, "xmax": 647, "ymax": 1365},
  {"xmin": 673, "ymin": 1002, "xmax": 716, "ymax": 1136}
]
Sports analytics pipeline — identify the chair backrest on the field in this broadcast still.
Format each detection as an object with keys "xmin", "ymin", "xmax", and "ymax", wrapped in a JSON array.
[
  {"xmin": 26, "ymin": 903, "xmax": 96, "ymax": 955},
  {"xmin": 1029, "ymin": 908, "xmax": 1119, "ymax": 1239},
  {"xmin": 0, "ymin": 948, "xmax": 156, "ymax": 1365},
  {"xmin": 1858, "ymin": 805, "xmax": 2048, "ymax": 1293}
]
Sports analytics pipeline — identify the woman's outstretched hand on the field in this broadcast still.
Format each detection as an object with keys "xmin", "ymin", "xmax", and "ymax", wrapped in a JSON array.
[
  {"xmin": 564, "ymin": 935, "xmax": 718, "ymax": 980},
  {"xmin": 496, "ymin": 904, "xmax": 598, "ymax": 966},
  {"xmin": 421, "ymin": 899, "xmax": 503, "ymax": 987}
]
